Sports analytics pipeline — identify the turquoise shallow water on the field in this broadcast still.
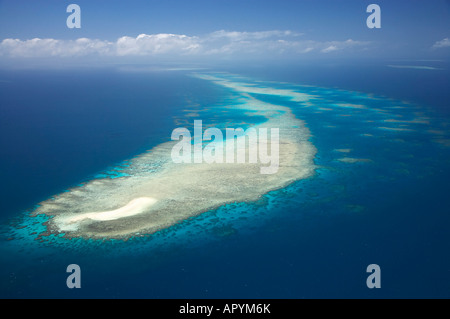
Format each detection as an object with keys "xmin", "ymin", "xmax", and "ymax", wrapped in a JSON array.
[{"xmin": 0, "ymin": 68, "xmax": 449, "ymax": 298}]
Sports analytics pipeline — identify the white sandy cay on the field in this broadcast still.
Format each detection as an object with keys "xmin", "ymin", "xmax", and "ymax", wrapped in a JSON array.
[
  {"xmin": 60, "ymin": 197, "xmax": 157, "ymax": 231},
  {"xmin": 34, "ymin": 74, "xmax": 317, "ymax": 239}
]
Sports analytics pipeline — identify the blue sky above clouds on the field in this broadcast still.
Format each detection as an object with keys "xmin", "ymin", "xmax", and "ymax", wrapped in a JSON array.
[{"xmin": 0, "ymin": 0, "xmax": 449, "ymax": 65}]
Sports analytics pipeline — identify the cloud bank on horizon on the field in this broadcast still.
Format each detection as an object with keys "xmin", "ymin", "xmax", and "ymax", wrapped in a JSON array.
[
  {"xmin": 0, "ymin": 0, "xmax": 448, "ymax": 64},
  {"xmin": 0, "ymin": 30, "xmax": 369, "ymax": 59}
]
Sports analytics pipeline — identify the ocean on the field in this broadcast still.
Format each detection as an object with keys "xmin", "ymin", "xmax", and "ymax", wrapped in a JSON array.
[{"xmin": 0, "ymin": 61, "xmax": 449, "ymax": 298}]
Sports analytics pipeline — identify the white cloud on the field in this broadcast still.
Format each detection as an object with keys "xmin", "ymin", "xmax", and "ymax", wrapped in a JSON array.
[
  {"xmin": 321, "ymin": 45, "xmax": 338, "ymax": 53},
  {"xmin": 0, "ymin": 32, "xmax": 369, "ymax": 59},
  {"xmin": 320, "ymin": 39, "xmax": 364, "ymax": 53},
  {"xmin": 301, "ymin": 47, "xmax": 314, "ymax": 53},
  {"xmin": 432, "ymin": 38, "xmax": 450, "ymax": 49},
  {"xmin": 116, "ymin": 33, "xmax": 200, "ymax": 56},
  {"xmin": 0, "ymin": 38, "xmax": 113, "ymax": 57},
  {"xmin": 208, "ymin": 30, "xmax": 302, "ymax": 41}
]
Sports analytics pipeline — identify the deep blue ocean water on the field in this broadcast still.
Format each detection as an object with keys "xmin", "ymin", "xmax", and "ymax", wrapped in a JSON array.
[{"xmin": 0, "ymin": 62, "xmax": 449, "ymax": 298}]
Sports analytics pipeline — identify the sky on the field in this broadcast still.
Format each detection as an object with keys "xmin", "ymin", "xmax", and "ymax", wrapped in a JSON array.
[{"xmin": 0, "ymin": 0, "xmax": 449, "ymax": 67}]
